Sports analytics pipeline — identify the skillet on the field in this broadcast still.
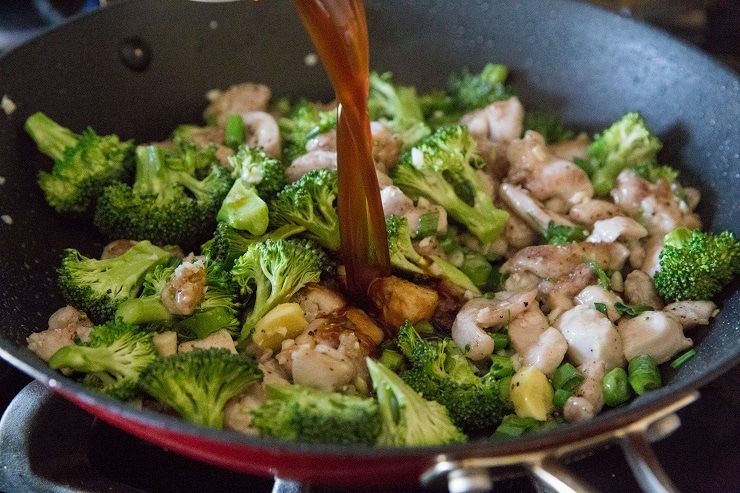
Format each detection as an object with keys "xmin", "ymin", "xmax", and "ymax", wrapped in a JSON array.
[{"xmin": 0, "ymin": 0, "xmax": 738, "ymax": 490}]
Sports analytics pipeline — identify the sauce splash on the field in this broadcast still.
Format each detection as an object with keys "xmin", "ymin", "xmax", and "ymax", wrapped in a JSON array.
[{"xmin": 292, "ymin": 0, "xmax": 390, "ymax": 303}]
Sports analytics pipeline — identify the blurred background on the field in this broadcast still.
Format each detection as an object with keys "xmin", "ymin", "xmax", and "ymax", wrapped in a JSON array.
[{"xmin": 1, "ymin": 0, "xmax": 738, "ymax": 70}]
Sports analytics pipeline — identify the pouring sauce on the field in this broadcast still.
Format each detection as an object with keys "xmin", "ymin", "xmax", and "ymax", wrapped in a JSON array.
[{"xmin": 292, "ymin": 0, "xmax": 390, "ymax": 304}]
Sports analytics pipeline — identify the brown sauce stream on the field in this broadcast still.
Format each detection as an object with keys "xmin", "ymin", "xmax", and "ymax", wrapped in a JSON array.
[{"xmin": 292, "ymin": 0, "xmax": 390, "ymax": 305}]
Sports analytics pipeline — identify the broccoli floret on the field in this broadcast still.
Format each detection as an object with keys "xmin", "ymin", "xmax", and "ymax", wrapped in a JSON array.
[
  {"xmin": 94, "ymin": 144, "xmax": 233, "ymax": 249},
  {"xmin": 582, "ymin": 112, "xmax": 663, "ymax": 196},
  {"xmin": 57, "ymin": 240, "xmax": 173, "ymax": 323},
  {"xmin": 138, "ymin": 348, "xmax": 262, "ymax": 429},
  {"xmin": 115, "ymin": 257, "xmax": 242, "ymax": 340},
  {"xmin": 25, "ymin": 112, "xmax": 134, "ymax": 215},
  {"xmin": 632, "ymin": 163, "xmax": 680, "ymax": 184},
  {"xmin": 231, "ymin": 238, "xmax": 332, "ymax": 341},
  {"xmin": 269, "ymin": 169, "xmax": 340, "ymax": 251},
  {"xmin": 522, "ymin": 111, "xmax": 575, "ymax": 144},
  {"xmin": 47, "ymin": 320, "xmax": 157, "ymax": 400},
  {"xmin": 396, "ymin": 321, "xmax": 507, "ymax": 432},
  {"xmin": 251, "ymin": 384, "xmax": 382, "ymax": 445},
  {"xmin": 446, "ymin": 63, "xmax": 512, "ymax": 113},
  {"xmin": 366, "ymin": 358, "xmax": 466, "ymax": 446},
  {"xmin": 390, "ymin": 125, "xmax": 509, "ymax": 247},
  {"xmin": 203, "ymin": 222, "xmax": 306, "ymax": 270},
  {"xmin": 385, "ymin": 214, "xmax": 480, "ymax": 294},
  {"xmin": 228, "ymin": 144, "xmax": 287, "ymax": 198},
  {"xmin": 368, "ymin": 71, "xmax": 431, "ymax": 150},
  {"xmin": 653, "ymin": 227, "xmax": 740, "ymax": 301},
  {"xmin": 278, "ymin": 99, "xmax": 337, "ymax": 161},
  {"xmin": 541, "ymin": 220, "xmax": 587, "ymax": 245}
]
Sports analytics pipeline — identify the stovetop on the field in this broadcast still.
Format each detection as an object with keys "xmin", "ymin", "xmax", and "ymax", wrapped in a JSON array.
[{"xmin": 1, "ymin": 359, "xmax": 739, "ymax": 493}]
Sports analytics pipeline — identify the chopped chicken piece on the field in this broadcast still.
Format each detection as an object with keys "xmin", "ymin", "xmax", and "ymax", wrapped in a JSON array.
[
  {"xmin": 499, "ymin": 182, "xmax": 576, "ymax": 233},
  {"xmin": 285, "ymin": 149, "xmax": 337, "ymax": 182},
  {"xmin": 290, "ymin": 342, "xmax": 358, "ymax": 392},
  {"xmin": 586, "ymin": 216, "xmax": 648, "ymax": 243},
  {"xmin": 178, "ymin": 329, "xmax": 237, "ymax": 354},
  {"xmin": 522, "ymin": 327, "xmax": 568, "ymax": 376},
  {"xmin": 563, "ymin": 360, "xmax": 606, "ymax": 422},
  {"xmin": 501, "ymin": 241, "xmax": 630, "ymax": 280},
  {"xmin": 623, "ymin": 270, "xmax": 664, "ymax": 310},
  {"xmin": 224, "ymin": 359, "xmax": 290, "ymax": 434},
  {"xmin": 548, "ymin": 133, "xmax": 590, "ymax": 162},
  {"xmin": 615, "ymin": 311, "xmax": 692, "ymax": 364},
  {"xmin": 101, "ymin": 239, "xmax": 138, "ymax": 259},
  {"xmin": 554, "ymin": 305, "xmax": 625, "ymax": 371},
  {"xmin": 160, "ymin": 257, "xmax": 207, "ymax": 316},
  {"xmin": 27, "ymin": 306, "xmax": 94, "ymax": 362},
  {"xmin": 204, "ymin": 82, "xmax": 272, "ymax": 128},
  {"xmin": 544, "ymin": 263, "xmax": 596, "ymax": 317},
  {"xmin": 569, "ymin": 199, "xmax": 627, "ymax": 227},
  {"xmin": 452, "ymin": 289, "xmax": 538, "ymax": 360},
  {"xmin": 663, "ymin": 300, "xmax": 718, "ymax": 329},
  {"xmin": 290, "ymin": 282, "xmax": 348, "ymax": 323},
  {"xmin": 574, "ymin": 285, "xmax": 624, "ymax": 322},
  {"xmin": 241, "ymin": 111, "xmax": 281, "ymax": 159},
  {"xmin": 507, "ymin": 130, "xmax": 594, "ymax": 206},
  {"xmin": 508, "ymin": 305, "xmax": 550, "ymax": 357},
  {"xmin": 370, "ymin": 121, "xmax": 402, "ymax": 173}
]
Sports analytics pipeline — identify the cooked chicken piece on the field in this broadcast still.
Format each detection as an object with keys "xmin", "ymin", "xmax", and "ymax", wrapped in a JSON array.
[
  {"xmin": 241, "ymin": 111, "xmax": 281, "ymax": 159},
  {"xmin": 290, "ymin": 342, "xmax": 358, "ymax": 392},
  {"xmin": 100, "ymin": 239, "xmax": 138, "ymax": 259},
  {"xmin": 461, "ymin": 96, "xmax": 524, "ymax": 180},
  {"xmin": 569, "ymin": 199, "xmax": 627, "ymax": 227},
  {"xmin": 615, "ymin": 311, "xmax": 692, "ymax": 364},
  {"xmin": 508, "ymin": 305, "xmax": 550, "ymax": 357},
  {"xmin": 203, "ymin": 82, "xmax": 271, "ymax": 128},
  {"xmin": 223, "ymin": 359, "xmax": 292, "ymax": 435},
  {"xmin": 507, "ymin": 130, "xmax": 594, "ymax": 206},
  {"xmin": 574, "ymin": 285, "xmax": 625, "ymax": 322},
  {"xmin": 160, "ymin": 257, "xmax": 207, "ymax": 316},
  {"xmin": 663, "ymin": 300, "xmax": 718, "ymax": 329},
  {"xmin": 368, "ymin": 276, "xmax": 439, "ymax": 330},
  {"xmin": 452, "ymin": 289, "xmax": 538, "ymax": 361},
  {"xmin": 548, "ymin": 133, "xmax": 590, "ymax": 162},
  {"xmin": 544, "ymin": 263, "xmax": 596, "ymax": 317},
  {"xmin": 27, "ymin": 306, "xmax": 94, "ymax": 362},
  {"xmin": 586, "ymin": 216, "xmax": 648, "ymax": 243},
  {"xmin": 290, "ymin": 282, "xmax": 348, "ymax": 323},
  {"xmin": 502, "ymin": 204, "xmax": 540, "ymax": 250},
  {"xmin": 370, "ymin": 121, "xmax": 402, "ymax": 173},
  {"xmin": 501, "ymin": 241, "xmax": 630, "ymax": 280},
  {"xmin": 563, "ymin": 360, "xmax": 606, "ymax": 423},
  {"xmin": 611, "ymin": 170, "xmax": 702, "ymax": 237},
  {"xmin": 640, "ymin": 235, "xmax": 665, "ymax": 277},
  {"xmin": 499, "ymin": 182, "xmax": 576, "ymax": 233},
  {"xmin": 555, "ymin": 305, "xmax": 625, "ymax": 371},
  {"xmin": 522, "ymin": 327, "xmax": 568, "ymax": 376},
  {"xmin": 305, "ymin": 129, "xmax": 337, "ymax": 152},
  {"xmin": 178, "ymin": 328, "xmax": 237, "ymax": 354},
  {"xmin": 285, "ymin": 149, "xmax": 336, "ymax": 182},
  {"xmin": 623, "ymin": 269, "xmax": 664, "ymax": 310}
]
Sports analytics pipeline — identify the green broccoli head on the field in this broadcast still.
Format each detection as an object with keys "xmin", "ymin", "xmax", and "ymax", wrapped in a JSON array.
[
  {"xmin": 653, "ymin": 227, "xmax": 740, "ymax": 301},
  {"xmin": 25, "ymin": 112, "xmax": 134, "ymax": 215},
  {"xmin": 227, "ymin": 145, "xmax": 287, "ymax": 198},
  {"xmin": 269, "ymin": 169, "xmax": 340, "ymax": 251},
  {"xmin": 231, "ymin": 238, "xmax": 333, "ymax": 341},
  {"xmin": 366, "ymin": 357, "xmax": 467, "ymax": 446},
  {"xmin": 278, "ymin": 98, "xmax": 337, "ymax": 161},
  {"xmin": 391, "ymin": 125, "xmax": 509, "ymax": 247},
  {"xmin": 368, "ymin": 71, "xmax": 431, "ymax": 150},
  {"xmin": 115, "ymin": 257, "xmax": 242, "ymax": 341},
  {"xmin": 138, "ymin": 348, "xmax": 263, "ymax": 429},
  {"xmin": 396, "ymin": 321, "xmax": 507, "ymax": 432},
  {"xmin": 586, "ymin": 112, "xmax": 663, "ymax": 196},
  {"xmin": 446, "ymin": 63, "xmax": 512, "ymax": 113},
  {"xmin": 94, "ymin": 144, "xmax": 233, "ymax": 249},
  {"xmin": 57, "ymin": 240, "xmax": 173, "ymax": 323},
  {"xmin": 47, "ymin": 320, "xmax": 158, "ymax": 400},
  {"xmin": 202, "ymin": 222, "xmax": 306, "ymax": 270},
  {"xmin": 251, "ymin": 384, "xmax": 381, "ymax": 445},
  {"xmin": 386, "ymin": 214, "xmax": 424, "ymax": 275}
]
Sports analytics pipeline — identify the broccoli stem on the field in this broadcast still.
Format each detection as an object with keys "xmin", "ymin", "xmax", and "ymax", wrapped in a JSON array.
[{"xmin": 24, "ymin": 112, "xmax": 79, "ymax": 162}]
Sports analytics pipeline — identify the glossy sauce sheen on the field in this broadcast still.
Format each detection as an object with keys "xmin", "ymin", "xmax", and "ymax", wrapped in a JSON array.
[{"xmin": 292, "ymin": 0, "xmax": 390, "ymax": 304}]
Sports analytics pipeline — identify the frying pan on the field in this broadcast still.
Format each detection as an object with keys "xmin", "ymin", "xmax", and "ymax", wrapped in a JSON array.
[{"xmin": 0, "ymin": 0, "xmax": 738, "ymax": 491}]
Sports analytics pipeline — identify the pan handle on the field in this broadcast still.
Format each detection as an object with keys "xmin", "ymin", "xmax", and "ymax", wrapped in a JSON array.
[{"xmin": 421, "ymin": 391, "xmax": 699, "ymax": 493}]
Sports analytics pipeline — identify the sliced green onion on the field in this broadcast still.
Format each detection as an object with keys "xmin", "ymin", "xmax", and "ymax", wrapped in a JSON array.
[
  {"xmin": 461, "ymin": 254, "xmax": 493, "ymax": 288},
  {"xmin": 414, "ymin": 211, "xmax": 439, "ymax": 238},
  {"xmin": 488, "ymin": 354, "xmax": 515, "ymax": 379},
  {"xmin": 552, "ymin": 388, "xmax": 571, "ymax": 408},
  {"xmin": 551, "ymin": 362, "xmax": 584, "ymax": 392},
  {"xmin": 492, "ymin": 415, "xmax": 542, "ymax": 438},
  {"xmin": 628, "ymin": 354, "xmax": 662, "ymax": 395},
  {"xmin": 224, "ymin": 114, "xmax": 244, "ymax": 151},
  {"xmin": 378, "ymin": 349, "xmax": 404, "ymax": 372},
  {"xmin": 594, "ymin": 302, "xmax": 608, "ymax": 316},
  {"xmin": 491, "ymin": 332, "xmax": 509, "ymax": 351},
  {"xmin": 602, "ymin": 367, "xmax": 632, "ymax": 406},
  {"xmin": 614, "ymin": 301, "xmax": 653, "ymax": 317},
  {"xmin": 670, "ymin": 349, "xmax": 697, "ymax": 369},
  {"xmin": 586, "ymin": 258, "xmax": 611, "ymax": 290}
]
